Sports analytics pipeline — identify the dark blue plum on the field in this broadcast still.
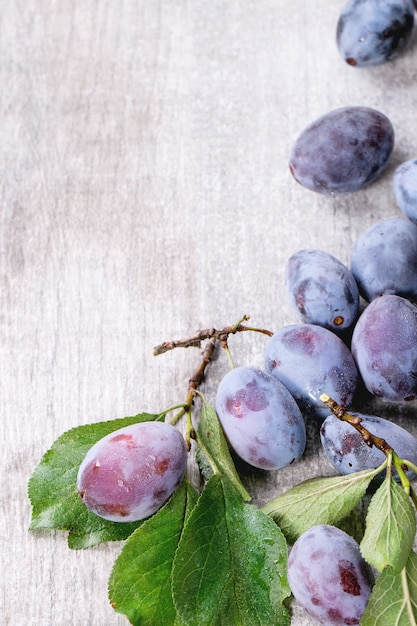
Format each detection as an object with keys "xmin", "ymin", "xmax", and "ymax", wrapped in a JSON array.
[
  {"xmin": 288, "ymin": 525, "xmax": 372, "ymax": 626},
  {"xmin": 285, "ymin": 249, "xmax": 359, "ymax": 332},
  {"xmin": 321, "ymin": 413, "xmax": 417, "ymax": 479},
  {"xmin": 215, "ymin": 366, "xmax": 306, "ymax": 470},
  {"xmin": 289, "ymin": 106, "xmax": 394, "ymax": 194},
  {"xmin": 350, "ymin": 217, "xmax": 417, "ymax": 302},
  {"xmin": 351, "ymin": 294, "xmax": 417, "ymax": 402},
  {"xmin": 337, "ymin": 0, "xmax": 415, "ymax": 67},
  {"xmin": 393, "ymin": 159, "xmax": 417, "ymax": 224},
  {"xmin": 264, "ymin": 324, "xmax": 358, "ymax": 418}
]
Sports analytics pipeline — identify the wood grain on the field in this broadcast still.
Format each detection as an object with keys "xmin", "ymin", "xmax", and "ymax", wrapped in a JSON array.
[{"xmin": 2, "ymin": 1, "xmax": 417, "ymax": 624}]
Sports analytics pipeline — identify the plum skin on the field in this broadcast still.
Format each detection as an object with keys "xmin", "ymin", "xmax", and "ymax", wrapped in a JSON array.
[
  {"xmin": 77, "ymin": 421, "xmax": 187, "ymax": 522},
  {"xmin": 215, "ymin": 366, "xmax": 306, "ymax": 470},
  {"xmin": 285, "ymin": 248, "xmax": 359, "ymax": 332},
  {"xmin": 393, "ymin": 159, "xmax": 417, "ymax": 224},
  {"xmin": 351, "ymin": 294, "xmax": 417, "ymax": 402},
  {"xmin": 287, "ymin": 525, "xmax": 372, "ymax": 626},
  {"xmin": 350, "ymin": 217, "xmax": 417, "ymax": 302},
  {"xmin": 337, "ymin": 0, "xmax": 415, "ymax": 68},
  {"xmin": 264, "ymin": 324, "xmax": 358, "ymax": 419},
  {"xmin": 289, "ymin": 106, "xmax": 394, "ymax": 194}
]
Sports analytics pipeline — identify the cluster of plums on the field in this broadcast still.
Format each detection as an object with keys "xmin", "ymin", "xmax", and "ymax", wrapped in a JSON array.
[
  {"xmin": 74, "ymin": 112, "xmax": 417, "ymax": 626},
  {"xmin": 74, "ymin": 5, "xmax": 417, "ymax": 625},
  {"xmin": 216, "ymin": 184, "xmax": 417, "ymax": 478},
  {"xmin": 214, "ymin": 127, "xmax": 417, "ymax": 619},
  {"xmin": 284, "ymin": 12, "xmax": 417, "ymax": 616}
]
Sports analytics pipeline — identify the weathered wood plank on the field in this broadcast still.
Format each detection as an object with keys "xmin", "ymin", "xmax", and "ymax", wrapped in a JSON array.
[{"xmin": 2, "ymin": 1, "xmax": 417, "ymax": 624}]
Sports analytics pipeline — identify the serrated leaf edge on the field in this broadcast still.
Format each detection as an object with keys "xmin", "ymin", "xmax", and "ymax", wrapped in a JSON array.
[
  {"xmin": 262, "ymin": 466, "xmax": 381, "ymax": 516},
  {"xmin": 360, "ymin": 477, "xmax": 416, "ymax": 574}
]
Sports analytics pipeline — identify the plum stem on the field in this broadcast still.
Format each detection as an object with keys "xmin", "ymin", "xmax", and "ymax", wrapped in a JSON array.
[
  {"xmin": 392, "ymin": 451, "xmax": 411, "ymax": 496},
  {"xmin": 160, "ymin": 403, "xmax": 188, "ymax": 420},
  {"xmin": 166, "ymin": 340, "xmax": 217, "ymax": 446},
  {"xmin": 152, "ymin": 314, "xmax": 273, "ymax": 356},
  {"xmin": 319, "ymin": 393, "xmax": 393, "ymax": 454},
  {"xmin": 320, "ymin": 393, "xmax": 414, "ymax": 495},
  {"xmin": 402, "ymin": 459, "xmax": 417, "ymax": 475}
]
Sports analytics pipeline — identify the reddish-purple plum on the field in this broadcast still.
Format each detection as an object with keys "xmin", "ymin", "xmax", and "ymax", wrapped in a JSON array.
[
  {"xmin": 285, "ymin": 249, "xmax": 359, "ymax": 332},
  {"xmin": 289, "ymin": 106, "xmax": 394, "ymax": 194},
  {"xmin": 215, "ymin": 366, "xmax": 306, "ymax": 470},
  {"xmin": 351, "ymin": 294, "xmax": 417, "ymax": 402},
  {"xmin": 77, "ymin": 421, "xmax": 187, "ymax": 522},
  {"xmin": 264, "ymin": 324, "xmax": 358, "ymax": 418},
  {"xmin": 287, "ymin": 525, "xmax": 372, "ymax": 625}
]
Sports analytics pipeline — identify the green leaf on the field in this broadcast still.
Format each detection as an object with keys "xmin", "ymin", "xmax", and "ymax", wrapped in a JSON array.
[
  {"xmin": 172, "ymin": 474, "xmax": 291, "ymax": 626},
  {"xmin": 196, "ymin": 401, "xmax": 251, "ymax": 501},
  {"xmin": 108, "ymin": 481, "xmax": 197, "ymax": 626},
  {"xmin": 261, "ymin": 467, "xmax": 382, "ymax": 544},
  {"xmin": 195, "ymin": 442, "xmax": 215, "ymax": 483},
  {"xmin": 337, "ymin": 495, "xmax": 371, "ymax": 544},
  {"xmin": 360, "ymin": 476, "xmax": 416, "ymax": 574},
  {"xmin": 28, "ymin": 413, "xmax": 160, "ymax": 548},
  {"xmin": 361, "ymin": 551, "xmax": 417, "ymax": 626}
]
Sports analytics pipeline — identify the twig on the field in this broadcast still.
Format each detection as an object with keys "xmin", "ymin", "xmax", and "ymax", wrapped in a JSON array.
[
  {"xmin": 169, "ymin": 339, "xmax": 217, "ymax": 445},
  {"xmin": 320, "ymin": 393, "xmax": 393, "ymax": 454},
  {"xmin": 152, "ymin": 315, "xmax": 273, "ymax": 356},
  {"xmin": 187, "ymin": 339, "xmax": 217, "ymax": 400}
]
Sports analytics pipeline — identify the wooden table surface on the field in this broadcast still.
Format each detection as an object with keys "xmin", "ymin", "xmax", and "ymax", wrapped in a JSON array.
[{"xmin": 2, "ymin": 1, "xmax": 417, "ymax": 624}]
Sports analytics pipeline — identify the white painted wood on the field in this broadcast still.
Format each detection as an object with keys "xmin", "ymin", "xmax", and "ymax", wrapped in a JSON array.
[{"xmin": 2, "ymin": 1, "xmax": 417, "ymax": 624}]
